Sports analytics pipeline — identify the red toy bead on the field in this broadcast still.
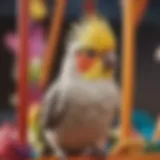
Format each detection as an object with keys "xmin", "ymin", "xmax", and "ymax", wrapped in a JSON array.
[{"xmin": 0, "ymin": 124, "xmax": 31, "ymax": 160}]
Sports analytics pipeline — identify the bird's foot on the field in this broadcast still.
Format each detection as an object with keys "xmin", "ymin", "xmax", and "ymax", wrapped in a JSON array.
[
  {"xmin": 91, "ymin": 148, "xmax": 106, "ymax": 160},
  {"xmin": 54, "ymin": 150, "xmax": 67, "ymax": 160},
  {"xmin": 41, "ymin": 146, "xmax": 67, "ymax": 160}
]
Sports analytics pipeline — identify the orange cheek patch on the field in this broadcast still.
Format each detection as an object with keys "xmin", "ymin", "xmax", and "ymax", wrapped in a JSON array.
[{"xmin": 76, "ymin": 55, "xmax": 95, "ymax": 73}]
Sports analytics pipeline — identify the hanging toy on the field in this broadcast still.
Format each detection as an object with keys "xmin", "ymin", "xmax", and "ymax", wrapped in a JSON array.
[
  {"xmin": 3, "ymin": 0, "xmax": 47, "ymax": 106},
  {"xmin": 4, "ymin": 24, "xmax": 45, "ymax": 85}
]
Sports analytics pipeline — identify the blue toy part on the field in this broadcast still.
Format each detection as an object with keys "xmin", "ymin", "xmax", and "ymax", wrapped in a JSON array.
[
  {"xmin": 30, "ymin": 149, "xmax": 40, "ymax": 159},
  {"xmin": 132, "ymin": 109, "xmax": 156, "ymax": 141},
  {"xmin": 106, "ymin": 109, "xmax": 156, "ymax": 152}
]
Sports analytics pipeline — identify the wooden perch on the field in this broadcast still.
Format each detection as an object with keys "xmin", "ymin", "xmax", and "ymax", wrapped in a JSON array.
[{"xmin": 40, "ymin": 0, "xmax": 67, "ymax": 90}]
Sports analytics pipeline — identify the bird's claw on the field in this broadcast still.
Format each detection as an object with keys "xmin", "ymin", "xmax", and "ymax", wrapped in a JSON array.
[
  {"xmin": 54, "ymin": 150, "xmax": 67, "ymax": 160},
  {"xmin": 91, "ymin": 148, "xmax": 106, "ymax": 160}
]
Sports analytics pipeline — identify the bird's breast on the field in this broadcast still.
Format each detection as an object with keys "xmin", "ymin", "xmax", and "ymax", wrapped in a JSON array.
[{"xmin": 57, "ymin": 82, "xmax": 117, "ymax": 149}]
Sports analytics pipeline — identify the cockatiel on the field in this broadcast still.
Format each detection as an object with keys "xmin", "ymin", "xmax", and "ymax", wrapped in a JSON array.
[{"xmin": 40, "ymin": 15, "xmax": 120, "ymax": 158}]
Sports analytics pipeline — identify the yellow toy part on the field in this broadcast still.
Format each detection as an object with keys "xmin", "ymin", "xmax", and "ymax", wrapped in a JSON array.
[
  {"xmin": 28, "ymin": 102, "xmax": 40, "ymax": 125},
  {"xmin": 30, "ymin": 0, "xmax": 47, "ymax": 20},
  {"xmin": 77, "ymin": 15, "xmax": 116, "ymax": 52},
  {"xmin": 28, "ymin": 102, "xmax": 43, "ymax": 154}
]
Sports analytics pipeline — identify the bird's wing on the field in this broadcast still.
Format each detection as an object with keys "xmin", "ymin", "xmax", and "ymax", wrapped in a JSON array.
[{"xmin": 40, "ymin": 82, "xmax": 69, "ymax": 130}]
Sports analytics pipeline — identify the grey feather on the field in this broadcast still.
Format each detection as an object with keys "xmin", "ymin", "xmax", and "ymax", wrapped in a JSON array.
[{"xmin": 40, "ymin": 83, "xmax": 69, "ymax": 129}]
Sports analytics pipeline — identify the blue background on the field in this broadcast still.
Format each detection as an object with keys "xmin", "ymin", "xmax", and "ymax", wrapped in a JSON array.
[{"xmin": 0, "ymin": 0, "xmax": 160, "ymax": 24}]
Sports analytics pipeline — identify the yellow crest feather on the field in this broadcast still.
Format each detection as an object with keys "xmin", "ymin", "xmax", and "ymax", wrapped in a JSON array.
[{"xmin": 76, "ymin": 15, "xmax": 116, "ymax": 52}]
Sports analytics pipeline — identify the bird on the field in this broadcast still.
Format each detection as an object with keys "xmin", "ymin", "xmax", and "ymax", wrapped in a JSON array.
[{"xmin": 40, "ymin": 15, "xmax": 120, "ymax": 159}]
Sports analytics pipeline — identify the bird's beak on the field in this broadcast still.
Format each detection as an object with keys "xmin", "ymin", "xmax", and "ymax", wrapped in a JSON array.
[{"xmin": 103, "ymin": 52, "xmax": 117, "ymax": 70}]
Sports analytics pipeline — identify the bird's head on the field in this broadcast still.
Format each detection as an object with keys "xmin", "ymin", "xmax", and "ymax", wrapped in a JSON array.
[{"xmin": 61, "ymin": 16, "xmax": 117, "ymax": 81}]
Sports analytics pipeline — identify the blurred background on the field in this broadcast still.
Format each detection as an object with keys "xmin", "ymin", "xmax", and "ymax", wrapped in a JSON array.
[{"xmin": 0, "ymin": 0, "xmax": 160, "ymax": 122}]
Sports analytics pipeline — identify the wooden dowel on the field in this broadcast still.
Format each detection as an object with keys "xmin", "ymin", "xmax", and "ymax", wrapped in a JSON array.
[
  {"xmin": 133, "ymin": 0, "xmax": 149, "ymax": 27},
  {"xmin": 37, "ymin": 154, "xmax": 160, "ymax": 160},
  {"xmin": 153, "ymin": 116, "xmax": 160, "ymax": 141},
  {"xmin": 120, "ymin": 0, "xmax": 149, "ymax": 140},
  {"xmin": 40, "ymin": 0, "xmax": 67, "ymax": 90},
  {"xmin": 121, "ymin": 0, "xmax": 135, "ymax": 139},
  {"xmin": 18, "ymin": 0, "xmax": 29, "ymax": 144}
]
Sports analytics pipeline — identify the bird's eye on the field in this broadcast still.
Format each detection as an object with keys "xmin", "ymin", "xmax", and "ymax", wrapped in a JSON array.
[
  {"xmin": 86, "ymin": 49, "xmax": 96, "ymax": 58},
  {"xmin": 75, "ymin": 48, "xmax": 96, "ymax": 73}
]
